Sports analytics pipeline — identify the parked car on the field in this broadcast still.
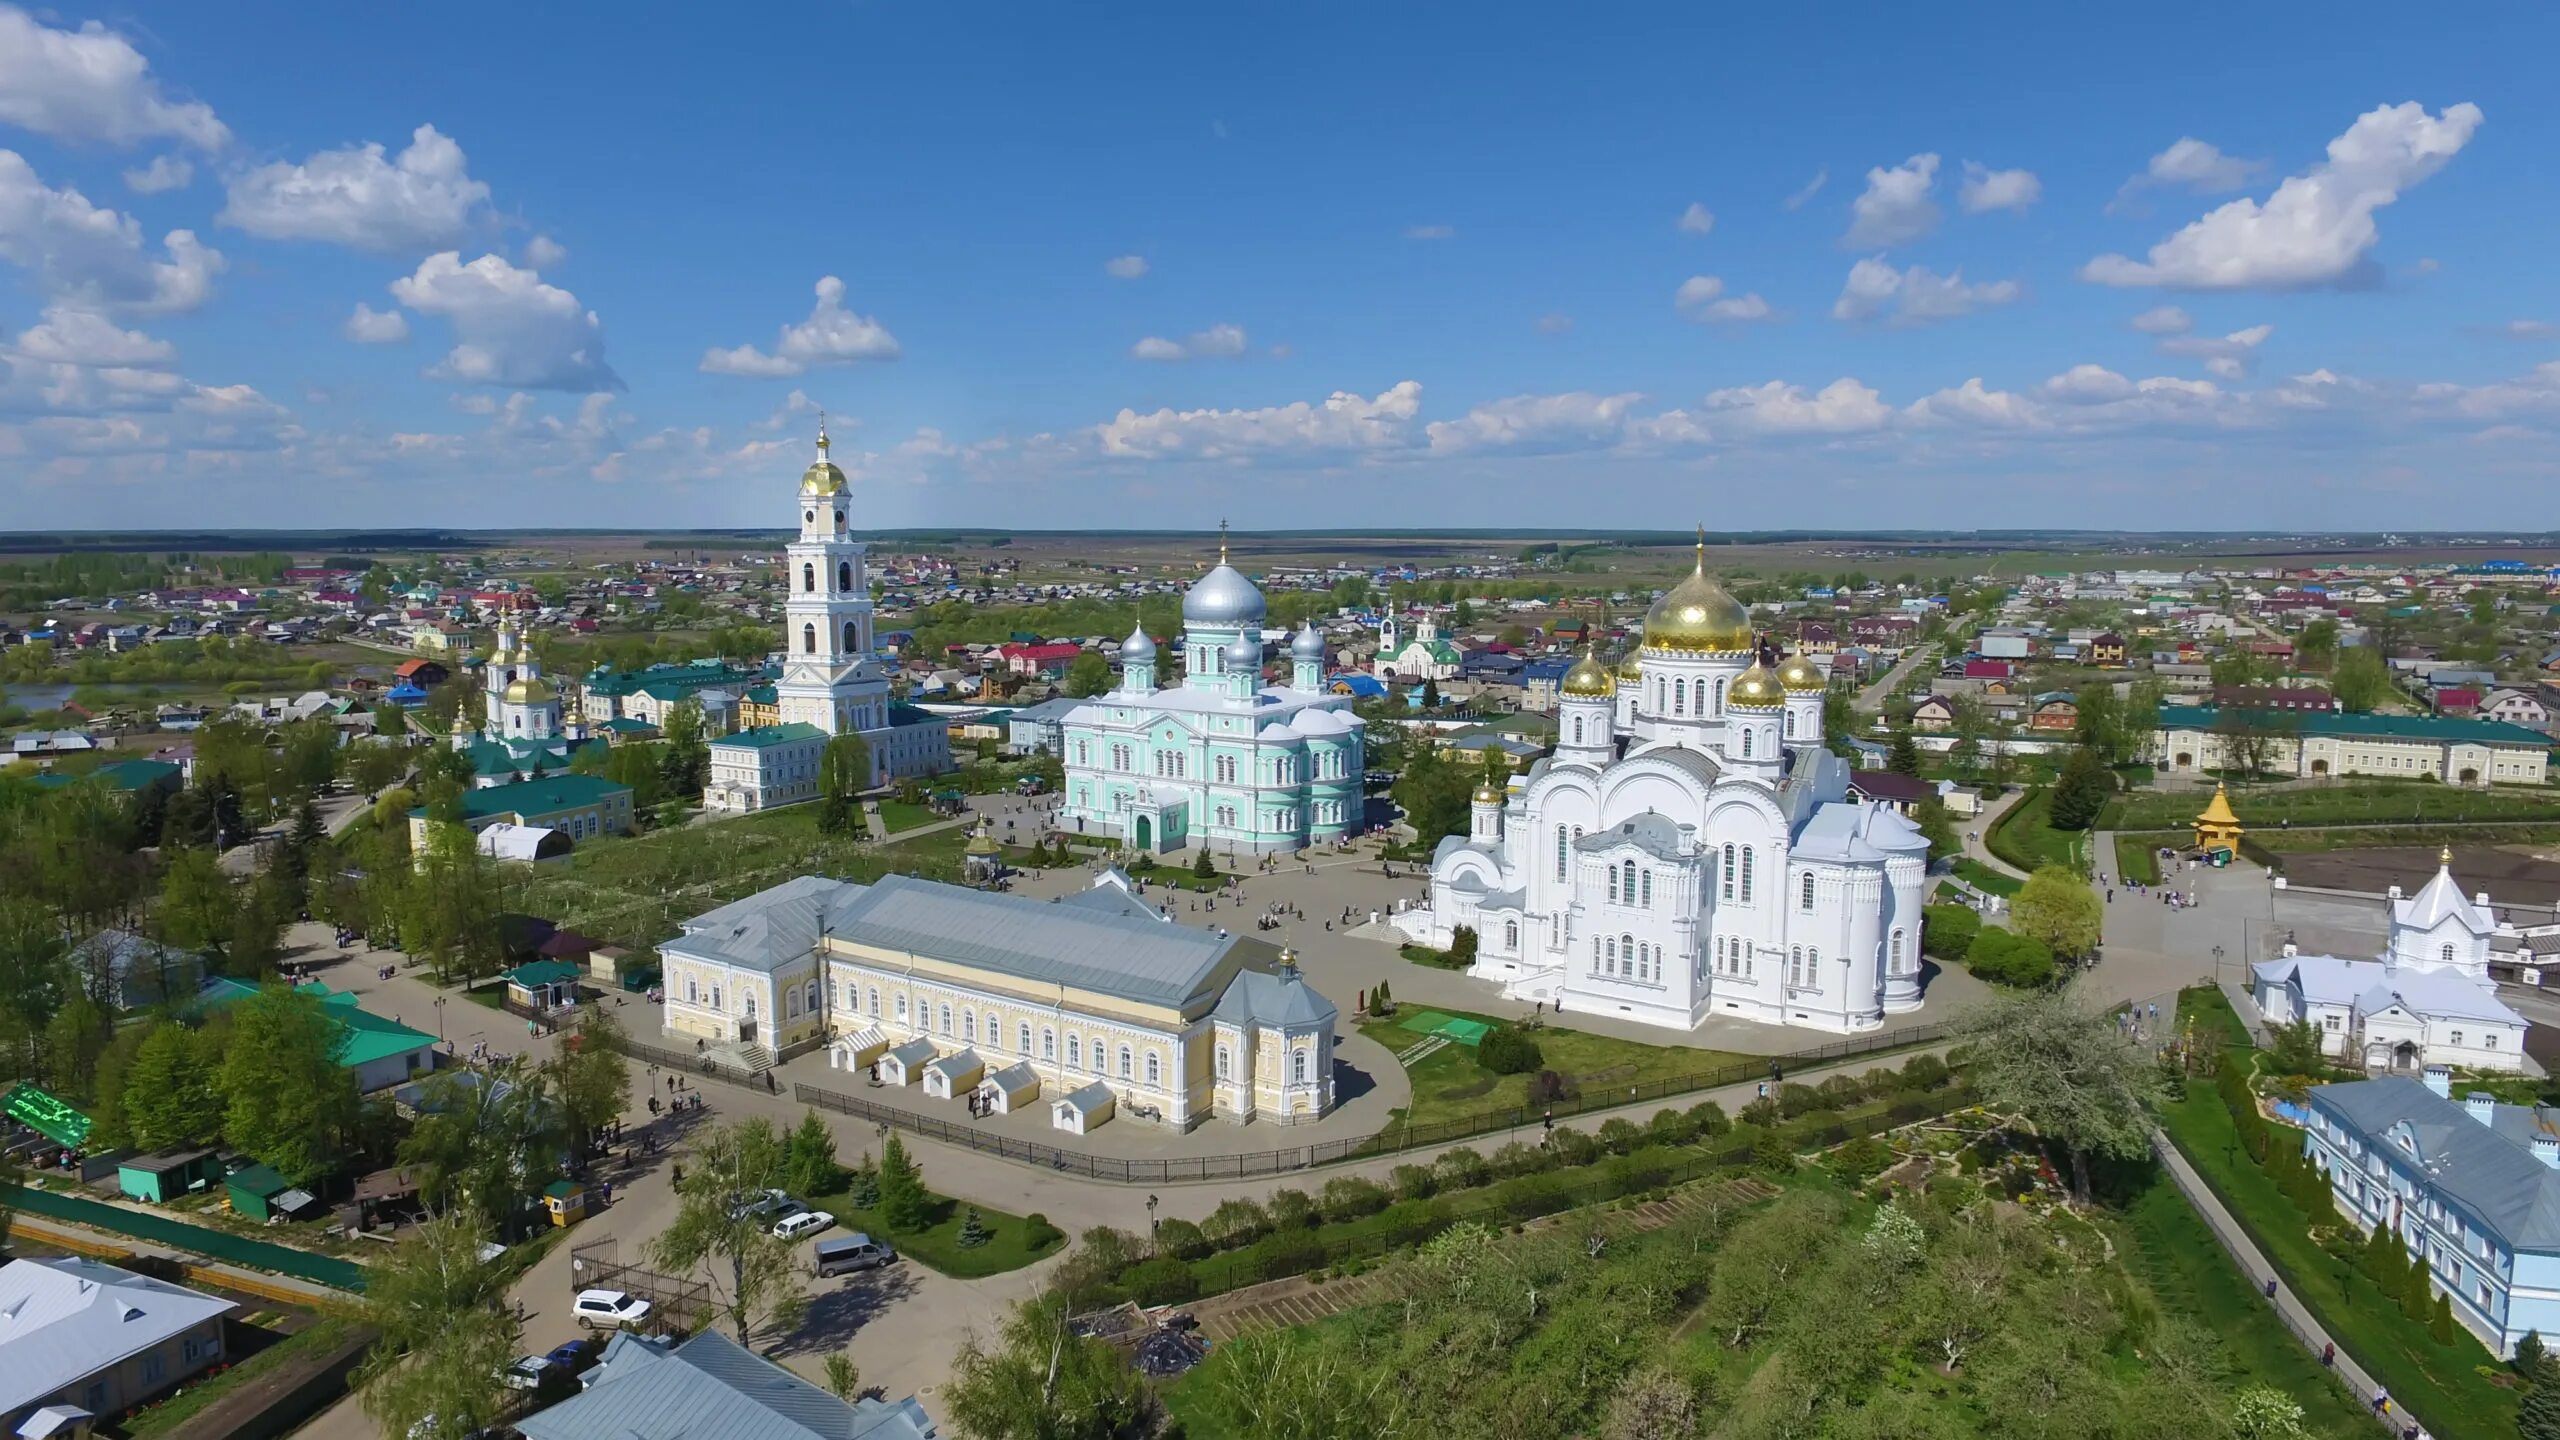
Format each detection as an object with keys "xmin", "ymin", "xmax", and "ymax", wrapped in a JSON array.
[
  {"xmin": 500, "ymin": 1356, "xmax": 551, "ymax": 1391},
  {"xmin": 544, "ymin": 1339, "xmax": 600, "ymax": 1375},
  {"xmin": 772, "ymin": 1208, "xmax": 835, "ymax": 1241},
  {"xmin": 571, "ymin": 1288, "xmax": 653, "ymax": 1330},
  {"xmin": 727, "ymin": 1188, "xmax": 792, "ymax": 1221},
  {"xmin": 814, "ymin": 1234, "xmax": 899, "ymax": 1277}
]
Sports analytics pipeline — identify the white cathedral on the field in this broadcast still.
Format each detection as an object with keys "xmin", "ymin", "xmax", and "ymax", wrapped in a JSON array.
[
  {"xmin": 1394, "ymin": 536, "xmax": 1931, "ymax": 1035},
  {"xmin": 702, "ymin": 428, "xmax": 950, "ymax": 813},
  {"xmin": 450, "ymin": 616, "xmax": 591, "ymax": 787}
]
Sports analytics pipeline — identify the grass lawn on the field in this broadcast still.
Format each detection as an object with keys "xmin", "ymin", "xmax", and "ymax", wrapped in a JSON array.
[
  {"xmin": 797, "ymin": 1184, "xmax": 1063, "ymax": 1279},
  {"xmin": 2104, "ymin": 780, "xmax": 2560, "ymax": 831},
  {"xmin": 2112, "ymin": 1175, "xmax": 2371, "ymax": 1437},
  {"xmin": 2113, "ymin": 831, "xmax": 2182, "ymax": 886},
  {"xmin": 874, "ymin": 800, "xmax": 939, "ymax": 834},
  {"xmin": 1358, "ymin": 1004, "xmax": 1754, "ymax": 1130},
  {"xmin": 2159, "ymin": 989, "xmax": 2519, "ymax": 1437},
  {"xmin": 1949, "ymin": 858, "xmax": 2022, "ymax": 897},
  {"xmin": 2254, "ymin": 822, "xmax": 2560, "ymax": 855},
  {"xmin": 1983, "ymin": 786, "xmax": 2091, "ymax": 876}
]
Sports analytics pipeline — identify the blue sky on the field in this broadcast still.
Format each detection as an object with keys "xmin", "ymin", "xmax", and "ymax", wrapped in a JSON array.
[{"xmin": 1, "ymin": 2, "xmax": 2554, "ymax": 532}]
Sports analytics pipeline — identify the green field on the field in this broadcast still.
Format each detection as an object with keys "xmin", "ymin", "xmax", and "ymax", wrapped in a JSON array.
[
  {"xmin": 1948, "ymin": 857, "xmax": 2022, "ymax": 897},
  {"xmin": 2103, "ymin": 780, "xmax": 2560, "ymax": 831},
  {"xmin": 2113, "ymin": 831, "xmax": 2180, "ymax": 886},
  {"xmin": 492, "ymin": 806, "xmax": 967, "ymax": 950},
  {"xmin": 2253, "ymin": 823, "xmax": 2560, "ymax": 856},
  {"xmin": 874, "ymin": 799, "xmax": 941, "ymax": 834},
  {"xmin": 1358, "ymin": 1005, "xmax": 1753, "ymax": 1131}
]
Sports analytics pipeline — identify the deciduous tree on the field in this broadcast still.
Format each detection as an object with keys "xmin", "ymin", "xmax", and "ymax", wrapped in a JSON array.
[
  {"xmin": 123, "ymin": 1022, "xmax": 226, "ymax": 1152},
  {"xmin": 218, "ymin": 984, "xmax": 359, "ymax": 1185},
  {"xmin": 358, "ymin": 1210, "xmax": 520, "ymax": 1440},
  {"xmin": 651, "ymin": 1118, "xmax": 807, "ymax": 1348},
  {"xmin": 1956, "ymin": 990, "xmax": 2164, "ymax": 1204},
  {"xmin": 2012, "ymin": 866, "xmax": 2103, "ymax": 960},
  {"xmin": 942, "ymin": 1297, "xmax": 1152, "ymax": 1440}
]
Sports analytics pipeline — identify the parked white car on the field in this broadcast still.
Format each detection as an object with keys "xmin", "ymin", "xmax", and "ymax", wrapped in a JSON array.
[
  {"xmin": 571, "ymin": 1288, "xmax": 653, "ymax": 1330},
  {"xmin": 772, "ymin": 1208, "xmax": 835, "ymax": 1241}
]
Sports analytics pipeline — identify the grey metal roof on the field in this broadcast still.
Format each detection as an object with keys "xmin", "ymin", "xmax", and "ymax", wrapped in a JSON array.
[
  {"xmin": 923, "ymin": 1049, "xmax": 982, "ymax": 1079},
  {"xmin": 1056, "ymin": 1080, "xmax": 1115, "ymax": 1115},
  {"xmin": 515, "ymin": 1328, "xmax": 934, "ymax": 1440},
  {"xmin": 1576, "ymin": 812, "xmax": 1687, "ymax": 862},
  {"xmin": 1210, "ymin": 966, "xmax": 1338, "ymax": 1030},
  {"xmin": 0, "ymin": 1258, "xmax": 237, "ymax": 1413},
  {"xmin": 1056, "ymin": 881, "xmax": 1166, "ymax": 924},
  {"xmin": 660, "ymin": 875, "xmax": 869, "ymax": 976},
  {"xmin": 886, "ymin": 1038, "xmax": 937, "ymax": 1068},
  {"xmin": 831, "ymin": 873, "xmax": 1236, "ymax": 1007},
  {"xmin": 2310, "ymin": 1077, "xmax": 2560, "ymax": 1251}
]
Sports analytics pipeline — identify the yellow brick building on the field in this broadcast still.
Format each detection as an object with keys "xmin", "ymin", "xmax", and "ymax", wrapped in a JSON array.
[{"xmin": 655, "ymin": 872, "xmax": 1335, "ymax": 1129}]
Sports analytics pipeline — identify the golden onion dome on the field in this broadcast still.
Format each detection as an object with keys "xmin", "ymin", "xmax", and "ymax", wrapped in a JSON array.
[
  {"xmin": 801, "ymin": 425, "xmax": 848, "ymax": 496},
  {"xmin": 1560, "ymin": 647, "xmax": 1614, "ymax": 698},
  {"xmin": 1642, "ymin": 529, "xmax": 1752, "ymax": 653},
  {"xmin": 1777, "ymin": 653, "xmax": 1826, "ymax": 694},
  {"xmin": 502, "ymin": 676, "xmax": 556, "ymax": 705},
  {"xmin": 1614, "ymin": 650, "xmax": 1644, "ymax": 681},
  {"xmin": 1473, "ymin": 782, "xmax": 1503, "ymax": 805},
  {"xmin": 1727, "ymin": 660, "xmax": 1784, "ymax": 710}
]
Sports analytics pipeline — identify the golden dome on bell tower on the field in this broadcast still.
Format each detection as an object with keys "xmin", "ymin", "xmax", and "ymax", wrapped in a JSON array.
[{"xmin": 800, "ymin": 422, "xmax": 847, "ymax": 496}]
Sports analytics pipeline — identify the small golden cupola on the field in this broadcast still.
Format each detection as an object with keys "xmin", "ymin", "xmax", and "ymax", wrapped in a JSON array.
[
  {"xmin": 1727, "ymin": 657, "xmax": 1785, "ymax": 710},
  {"xmin": 800, "ymin": 423, "xmax": 848, "ymax": 496},
  {"xmin": 1560, "ymin": 645, "xmax": 1615, "ymax": 698},
  {"xmin": 1777, "ymin": 653, "xmax": 1826, "ymax": 693}
]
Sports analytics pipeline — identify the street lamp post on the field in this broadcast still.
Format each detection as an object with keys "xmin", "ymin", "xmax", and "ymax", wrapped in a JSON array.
[
  {"xmin": 1147, "ymin": 1193, "xmax": 1159, "ymax": 1239},
  {"xmin": 434, "ymin": 996, "xmax": 446, "ymax": 1042}
]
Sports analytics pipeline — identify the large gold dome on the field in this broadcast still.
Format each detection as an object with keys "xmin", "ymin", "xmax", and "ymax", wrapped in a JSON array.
[
  {"xmin": 1614, "ymin": 649, "xmax": 1643, "ymax": 681},
  {"xmin": 1560, "ymin": 647, "xmax": 1614, "ymax": 698},
  {"xmin": 1727, "ymin": 659, "xmax": 1784, "ymax": 710},
  {"xmin": 1642, "ymin": 532, "xmax": 1752, "ymax": 653},
  {"xmin": 1777, "ymin": 653, "xmax": 1826, "ymax": 693},
  {"xmin": 503, "ymin": 676, "xmax": 556, "ymax": 705}
]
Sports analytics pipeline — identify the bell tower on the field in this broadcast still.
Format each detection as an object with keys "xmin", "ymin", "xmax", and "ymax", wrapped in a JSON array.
[{"xmin": 774, "ymin": 425, "xmax": 891, "ymax": 738}]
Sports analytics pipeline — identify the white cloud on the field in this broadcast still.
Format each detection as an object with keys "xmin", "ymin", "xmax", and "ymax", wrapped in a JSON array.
[
  {"xmin": 0, "ymin": 5, "xmax": 227, "ymax": 150},
  {"xmin": 1831, "ymin": 258, "xmax": 2019, "ymax": 326},
  {"xmin": 1959, "ymin": 162, "xmax": 2040, "ymax": 214},
  {"xmin": 2499, "ymin": 320, "xmax": 2552, "ymax": 339},
  {"xmin": 390, "ymin": 251, "xmax": 619, "ymax": 391},
  {"xmin": 523, "ymin": 234, "xmax": 567, "ymax": 268},
  {"xmin": 2159, "ymin": 323, "xmax": 2274, "ymax": 378},
  {"xmin": 1676, "ymin": 203, "xmax": 1715, "ymax": 236},
  {"xmin": 8, "ymin": 306, "xmax": 173, "ymax": 367},
  {"xmin": 1674, "ymin": 274, "xmax": 1774, "ymax": 324},
  {"xmin": 1535, "ymin": 313, "xmax": 1573, "ymax": 335},
  {"xmin": 1844, "ymin": 154, "xmax": 1940, "ymax": 248},
  {"xmin": 1402, "ymin": 224, "xmax": 1454, "ymax": 241},
  {"xmin": 0, "ymin": 150, "xmax": 223, "ymax": 312},
  {"xmin": 1426, "ymin": 391, "xmax": 1710, "ymax": 456},
  {"xmin": 1702, "ymin": 377, "xmax": 1891, "ymax": 435},
  {"xmin": 1904, "ymin": 377, "xmax": 2051, "ymax": 430},
  {"xmin": 2129, "ymin": 305, "xmax": 2192, "ymax": 335},
  {"xmin": 698, "ymin": 276, "xmax": 900, "ymax": 377},
  {"xmin": 1783, "ymin": 169, "xmax": 1827, "ymax": 211},
  {"xmin": 1096, "ymin": 380, "xmax": 1423, "ymax": 459},
  {"xmin": 1103, "ymin": 254, "xmax": 1148, "ymax": 279},
  {"xmin": 2084, "ymin": 102, "xmax": 2482, "ymax": 290},
  {"xmin": 121, "ymin": 155, "xmax": 192, "ymax": 194},
  {"xmin": 219, "ymin": 124, "xmax": 492, "ymax": 253},
  {"xmin": 2110, "ymin": 137, "xmax": 2262, "ymax": 211},
  {"xmin": 343, "ymin": 302, "xmax": 409, "ymax": 344},
  {"xmin": 1128, "ymin": 323, "xmax": 1248, "ymax": 361}
]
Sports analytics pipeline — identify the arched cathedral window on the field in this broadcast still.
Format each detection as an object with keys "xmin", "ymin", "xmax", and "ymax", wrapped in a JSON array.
[
  {"xmin": 838, "ymin": 560, "xmax": 852, "ymax": 592},
  {"xmin": 802, "ymin": 623, "xmax": 816, "ymax": 654}
]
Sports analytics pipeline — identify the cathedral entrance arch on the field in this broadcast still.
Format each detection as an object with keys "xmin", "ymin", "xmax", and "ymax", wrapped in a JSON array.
[
  {"xmin": 1134, "ymin": 815, "xmax": 1153, "ymax": 851},
  {"xmin": 2390, "ymin": 1040, "xmax": 2419, "ymax": 1071}
]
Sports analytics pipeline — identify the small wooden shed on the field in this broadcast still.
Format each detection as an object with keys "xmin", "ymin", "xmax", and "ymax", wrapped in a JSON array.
[
  {"xmin": 922, "ymin": 1050, "xmax": 984, "ymax": 1100},
  {"xmin": 879, "ymin": 1038, "xmax": 937, "ymax": 1087},
  {"xmin": 1051, "ymin": 1081, "xmax": 1115, "ymax": 1136},
  {"xmin": 981, "ymin": 1062, "xmax": 1041, "ymax": 1115},
  {"xmin": 117, "ymin": 1148, "xmax": 221, "ymax": 1203}
]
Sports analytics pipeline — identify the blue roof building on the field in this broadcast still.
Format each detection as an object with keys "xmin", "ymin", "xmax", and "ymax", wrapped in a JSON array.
[{"xmin": 516, "ymin": 1329, "xmax": 934, "ymax": 1440}]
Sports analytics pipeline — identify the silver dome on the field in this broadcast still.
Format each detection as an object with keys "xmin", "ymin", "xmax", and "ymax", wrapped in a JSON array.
[
  {"xmin": 1120, "ymin": 623, "xmax": 1156, "ymax": 661},
  {"xmin": 1182, "ymin": 562, "xmax": 1266, "ymax": 626},
  {"xmin": 1291, "ymin": 621, "xmax": 1325, "ymax": 660}
]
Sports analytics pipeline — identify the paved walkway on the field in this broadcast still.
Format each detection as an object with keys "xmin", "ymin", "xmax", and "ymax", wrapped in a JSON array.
[
  {"xmin": 1855, "ymin": 643, "xmax": 1937, "ymax": 713},
  {"xmin": 2149, "ymin": 1132, "xmax": 2409, "ymax": 1436},
  {"xmin": 1959, "ymin": 788, "xmax": 2031, "ymax": 882}
]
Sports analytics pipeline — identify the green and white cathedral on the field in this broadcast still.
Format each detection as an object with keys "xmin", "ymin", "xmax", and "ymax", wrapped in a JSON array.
[{"xmin": 1059, "ymin": 534, "xmax": 1366, "ymax": 854}]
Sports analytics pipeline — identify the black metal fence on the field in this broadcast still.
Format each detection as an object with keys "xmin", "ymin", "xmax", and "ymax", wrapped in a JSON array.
[
  {"xmin": 621, "ymin": 1036, "xmax": 766, "ymax": 1089},
  {"xmin": 794, "ymin": 1021, "xmax": 1950, "ymax": 1184},
  {"xmin": 566, "ymin": 1236, "xmax": 717, "ymax": 1336}
]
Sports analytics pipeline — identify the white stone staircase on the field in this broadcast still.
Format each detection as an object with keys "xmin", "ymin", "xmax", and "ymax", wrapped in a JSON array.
[{"xmin": 707, "ymin": 1039, "xmax": 774, "ymax": 1078}]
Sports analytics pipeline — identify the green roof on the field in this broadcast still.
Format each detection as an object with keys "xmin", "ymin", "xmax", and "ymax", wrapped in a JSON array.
[
  {"xmin": 2163, "ymin": 706, "xmax": 2554, "ymax": 748},
  {"xmin": 412, "ymin": 773, "xmax": 633, "ymax": 822},
  {"xmin": 505, "ymin": 958, "xmax": 583, "ymax": 988},
  {"xmin": 3, "ymin": 1081, "xmax": 92, "ymax": 1149},
  {"xmin": 228, "ymin": 1161, "xmax": 289, "ymax": 1198},
  {"xmin": 31, "ymin": 759, "xmax": 181, "ymax": 793},
  {"xmin": 194, "ymin": 979, "xmax": 437, "ymax": 1070},
  {"xmin": 711, "ymin": 722, "xmax": 826, "ymax": 750},
  {"xmin": 600, "ymin": 717, "xmax": 657, "ymax": 732},
  {"xmin": 543, "ymin": 1179, "xmax": 581, "ymax": 1198}
]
